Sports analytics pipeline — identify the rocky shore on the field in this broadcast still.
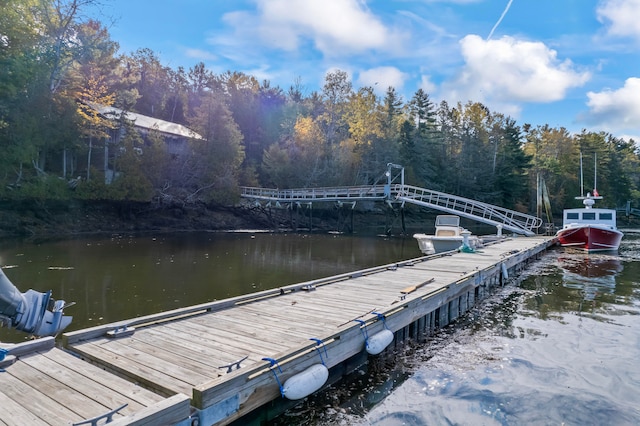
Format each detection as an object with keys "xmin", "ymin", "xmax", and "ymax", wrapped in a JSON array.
[
  {"xmin": 0, "ymin": 200, "xmax": 274, "ymax": 239},
  {"xmin": 0, "ymin": 199, "xmax": 416, "ymax": 239}
]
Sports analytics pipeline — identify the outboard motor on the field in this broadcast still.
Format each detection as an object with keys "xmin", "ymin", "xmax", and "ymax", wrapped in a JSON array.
[{"xmin": 0, "ymin": 268, "xmax": 72, "ymax": 337}]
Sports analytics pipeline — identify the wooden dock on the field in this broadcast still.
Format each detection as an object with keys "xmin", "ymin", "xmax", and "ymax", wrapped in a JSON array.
[{"xmin": 0, "ymin": 236, "xmax": 556, "ymax": 425}]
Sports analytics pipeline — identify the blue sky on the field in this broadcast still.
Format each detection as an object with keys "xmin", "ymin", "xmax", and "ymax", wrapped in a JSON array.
[{"xmin": 89, "ymin": 0, "xmax": 640, "ymax": 142}]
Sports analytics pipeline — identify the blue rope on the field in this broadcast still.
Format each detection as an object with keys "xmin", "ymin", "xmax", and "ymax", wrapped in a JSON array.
[
  {"xmin": 262, "ymin": 357, "xmax": 285, "ymax": 397},
  {"xmin": 309, "ymin": 338, "xmax": 327, "ymax": 365},
  {"xmin": 354, "ymin": 319, "xmax": 370, "ymax": 345},
  {"xmin": 0, "ymin": 348, "xmax": 7, "ymax": 371},
  {"xmin": 372, "ymin": 312, "xmax": 390, "ymax": 330}
]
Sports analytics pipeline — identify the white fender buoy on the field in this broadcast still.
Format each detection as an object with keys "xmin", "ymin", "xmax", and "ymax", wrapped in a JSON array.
[
  {"xmin": 282, "ymin": 363, "xmax": 329, "ymax": 400},
  {"xmin": 366, "ymin": 329, "xmax": 394, "ymax": 355},
  {"xmin": 501, "ymin": 263, "xmax": 509, "ymax": 280}
]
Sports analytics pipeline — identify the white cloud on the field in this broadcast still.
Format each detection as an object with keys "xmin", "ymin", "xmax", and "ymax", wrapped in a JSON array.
[
  {"xmin": 440, "ymin": 35, "xmax": 591, "ymax": 114},
  {"xmin": 222, "ymin": 0, "xmax": 406, "ymax": 57},
  {"xmin": 597, "ymin": 0, "xmax": 640, "ymax": 42},
  {"xmin": 184, "ymin": 48, "xmax": 218, "ymax": 61},
  {"xmin": 583, "ymin": 78, "xmax": 640, "ymax": 135},
  {"xmin": 419, "ymin": 75, "xmax": 437, "ymax": 94},
  {"xmin": 421, "ymin": 0, "xmax": 481, "ymax": 3},
  {"xmin": 358, "ymin": 67, "xmax": 408, "ymax": 93}
]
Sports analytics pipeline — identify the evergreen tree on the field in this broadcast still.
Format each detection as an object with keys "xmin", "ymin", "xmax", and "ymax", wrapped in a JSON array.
[
  {"xmin": 407, "ymin": 89, "xmax": 440, "ymax": 188},
  {"xmin": 491, "ymin": 116, "xmax": 531, "ymax": 210}
]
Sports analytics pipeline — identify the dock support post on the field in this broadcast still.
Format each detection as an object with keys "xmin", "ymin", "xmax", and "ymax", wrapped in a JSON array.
[
  {"xmin": 350, "ymin": 208, "xmax": 354, "ymax": 234},
  {"xmin": 290, "ymin": 204, "xmax": 297, "ymax": 231},
  {"xmin": 417, "ymin": 316, "xmax": 426, "ymax": 342}
]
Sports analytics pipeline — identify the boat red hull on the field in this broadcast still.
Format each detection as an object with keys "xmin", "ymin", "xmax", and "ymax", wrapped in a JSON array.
[{"xmin": 556, "ymin": 226, "xmax": 623, "ymax": 251}]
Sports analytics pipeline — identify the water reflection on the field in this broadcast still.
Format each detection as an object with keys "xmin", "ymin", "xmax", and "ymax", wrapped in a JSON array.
[
  {"xmin": 559, "ymin": 253, "xmax": 623, "ymax": 300},
  {"xmin": 0, "ymin": 232, "xmax": 420, "ymax": 343}
]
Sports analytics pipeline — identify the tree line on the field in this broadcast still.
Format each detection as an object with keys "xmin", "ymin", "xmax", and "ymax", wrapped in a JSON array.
[{"xmin": 1, "ymin": 0, "xmax": 639, "ymax": 218}]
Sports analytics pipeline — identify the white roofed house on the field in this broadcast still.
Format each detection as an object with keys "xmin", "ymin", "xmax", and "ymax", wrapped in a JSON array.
[{"xmin": 88, "ymin": 103, "xmax": 203, "ymax": 184}]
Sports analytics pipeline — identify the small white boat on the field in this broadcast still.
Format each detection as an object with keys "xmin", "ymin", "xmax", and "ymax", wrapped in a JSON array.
[{"xmin": 413, "ymin": 215, "xmax": 482, "ymax": 254}]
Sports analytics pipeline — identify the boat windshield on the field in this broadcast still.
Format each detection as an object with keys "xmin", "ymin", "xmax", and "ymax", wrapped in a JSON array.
[
  {"xmin": 563, "ymin": 209, "xmax": 617, "ymax": 226},
  {"xmin": 435, "ymin": 216, "xmax": 460, "ymax": 226}
]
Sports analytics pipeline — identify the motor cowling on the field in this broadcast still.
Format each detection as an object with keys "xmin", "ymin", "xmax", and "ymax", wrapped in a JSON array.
[{"xmin": 0, "ymin": 268, "xmax": 72, "ymax": 337}]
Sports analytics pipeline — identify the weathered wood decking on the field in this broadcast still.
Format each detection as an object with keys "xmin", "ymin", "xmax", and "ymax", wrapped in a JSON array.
[
  {"xmin": 0, "ymin": 337, "xmax": 190, "ymax": 425},
  {"xmin": 1, "ymin": 236, "xmax": 556, "ymax": 425}
]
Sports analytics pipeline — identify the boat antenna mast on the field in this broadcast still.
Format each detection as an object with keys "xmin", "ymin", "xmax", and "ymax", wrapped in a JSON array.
[
  {"xmin": 577, "ymin": 152, "xmax": 601, "ymax": 208},
  {"xmin": 593, "ymin": 153, "xmax": 601, "ymax": 199},
  {"xmin": 580, "ymin": 152, "xmax": 584, "ymax": 197}
]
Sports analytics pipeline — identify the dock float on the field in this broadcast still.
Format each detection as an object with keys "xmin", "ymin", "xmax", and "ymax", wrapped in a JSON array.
[{"xmin": 1, "ymin": 236, "xmax": 556, "ymax": 425}]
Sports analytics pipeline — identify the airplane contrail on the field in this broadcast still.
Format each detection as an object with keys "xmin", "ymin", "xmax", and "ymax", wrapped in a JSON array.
[{"xmin": 487, "ymin": 0, "xmax": 514, "ymax": 40}]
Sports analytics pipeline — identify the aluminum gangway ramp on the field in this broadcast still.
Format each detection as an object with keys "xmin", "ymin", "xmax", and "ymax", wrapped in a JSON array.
[
  {"xmin": 392, "ymin": 184, "xmax": 542, "ymax": 236},
  {"xmin": 240, "ymin": 184, "xmax": 542, "ymax": 236}
]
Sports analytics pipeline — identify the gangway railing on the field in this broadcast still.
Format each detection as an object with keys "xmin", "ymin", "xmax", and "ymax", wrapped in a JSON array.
[
  {"xmin": 617, "ymin": 201, "xmax": 640, "ymax": 218},
  {"xmin": 240, "ymin": 184, "xmax": 542, "ymax": 236},
  {"xmin": 394, "ymin": 185, "xmax": 542, "ymax": 236},
  {"xmin": 240, "ymin": 185, "xmax": 388, "ymax": 202}
]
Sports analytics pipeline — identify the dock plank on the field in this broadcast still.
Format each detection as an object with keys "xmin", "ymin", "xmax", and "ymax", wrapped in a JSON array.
[
  {"xmin": 278, "ymin": 299, "xmax": 381, "ymax": 323},
  {"xmin": 133, "ymin": 325, "xmax": 254, "ymax": 368},
  {"xmin": 20, "ymin": 350, "xmax": 147, "ymax": 413},
  {"xmin": 0, "ymin": 391, "xmax": 50, "ymax": 426},
  {"xmin": 7, "ymin": 358, "xmax": 120, "ymax": 420},
  {"xmin": 240, "ymin": 300, "xmax": 351, "ymax": 324},
  {"xmin": 108, "ymin": 336, "xmax": 222, "ymax": 383},
  {"xmin": 253, "ymin": 292, "xmax": 371, "ymax": 318},
  {"xmin": 314, "ymin": 284, "xmax": 404, "ymax": 302},
  {"xmin": 72, "ymin": 340, "xmax": 195, "ymax": 396},
  {"xmin": 0, "ymin": 363, "xmax": 89, "ymax": 424},
  {"xmin": 204, "ymin": 309, "xmax": 313, "ymax": 338},
  {"xmin": 42, "ymin": 348, "xmax": 164, "ymax": 408},
  {"xmin": 94, "ymin": 338, "xmax": 216, "ymax": 385},
  {"xmin": 317, "ymin": 285, "xmax": 400, "ymax": 302},
  {"xmin": 288, "ymin": 290, "xmax": 375, "ymax": 309},
  {"xmin": 164, "ymin": 318, "xmax": 285, "ymax": 354},
  {"xmin": 232, "ymin": 305, "xmax": 340, "ymax": 334}
]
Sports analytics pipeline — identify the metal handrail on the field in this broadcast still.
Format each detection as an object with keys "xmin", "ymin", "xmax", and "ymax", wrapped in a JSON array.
[
  {"xmin": 395, "ymin": 185, "xmax": 542, "ymax": 235},
  {"xmin": 241, "ymin": 185, "xmax": 388, "ymax": 201},
  {"xmin": 240, "ymin": 184, "xmax": 542, "ymax": 236}
]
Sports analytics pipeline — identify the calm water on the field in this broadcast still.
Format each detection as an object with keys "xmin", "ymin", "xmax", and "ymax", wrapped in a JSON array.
[
  {"xmin": 274, "ymin": 230, "xmax": 640, "ymax": 426},
  {"xmin": 0, "ymin": 231, "xmax": 420, "ymax": 343},
  {"xmin": 2, "ymin": 231, "xmax": 639, "ymax": 426}
]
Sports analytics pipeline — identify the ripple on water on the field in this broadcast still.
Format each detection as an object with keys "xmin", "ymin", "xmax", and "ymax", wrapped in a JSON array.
[
  {"xmin": 360, "ymin": 279, "xmax": 640, "ymax": 426},
  {"xmin": 266, "ymin": 235, "xmax": 640, "ymax": 425}
]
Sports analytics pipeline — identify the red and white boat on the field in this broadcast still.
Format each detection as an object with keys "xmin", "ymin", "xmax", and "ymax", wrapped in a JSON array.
[
  {"xmin": 556, "ymin": 193, "xmax": 623, "ymax": 251},
  {"xmin": 556, "ymin": 154, "xmax": 623, "ymax": 251}
]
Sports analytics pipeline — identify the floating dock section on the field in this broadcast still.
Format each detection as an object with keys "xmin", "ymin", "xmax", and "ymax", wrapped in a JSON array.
[{"xmin": 0, "ymin": 236, "xmax": 556, "ymax": 425}]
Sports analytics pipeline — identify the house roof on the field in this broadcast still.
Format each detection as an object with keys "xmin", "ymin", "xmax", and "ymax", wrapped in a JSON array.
[{"xmin": 94, "ymin": 104, "xmax": 204, "ymax": 140}]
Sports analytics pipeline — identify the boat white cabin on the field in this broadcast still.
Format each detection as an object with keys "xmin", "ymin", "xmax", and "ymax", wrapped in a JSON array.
[{"xmin": 413, "ymin": 215, "xmax": 482, "ymax": 254}]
